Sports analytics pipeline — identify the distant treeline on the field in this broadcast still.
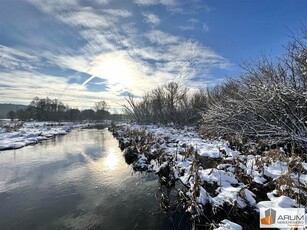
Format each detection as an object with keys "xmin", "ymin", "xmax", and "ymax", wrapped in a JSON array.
[
  {"xmin": 0, "ymin": 104, "xmax": 27, "ymax": 118},
  {"xmin": 124, "ymin": 28, "xmax": 307, "ymax": 150},
  {"xmin": 7, "ymin": 97, "xmax": 126, "ymax": 122}
]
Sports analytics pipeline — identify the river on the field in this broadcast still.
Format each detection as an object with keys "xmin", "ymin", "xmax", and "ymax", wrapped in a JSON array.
[{"xmin": 0, "ymin": 128, "xmax": 188, "ymax": 230}]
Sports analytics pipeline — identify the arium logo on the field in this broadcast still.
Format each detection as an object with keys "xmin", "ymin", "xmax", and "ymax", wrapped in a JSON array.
[
  {"xmin": 260, "ymin": 208, "xmax": 276, "ymax": 225},
  {"xmin": 260, "ymin": 208, "xmax": 306, "ymax": 228}
]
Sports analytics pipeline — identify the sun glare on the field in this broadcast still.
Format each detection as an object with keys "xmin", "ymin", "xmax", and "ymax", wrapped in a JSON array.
[{"xmin": 90, "ymin": 53, "xmax": 134, "ymax": 88}]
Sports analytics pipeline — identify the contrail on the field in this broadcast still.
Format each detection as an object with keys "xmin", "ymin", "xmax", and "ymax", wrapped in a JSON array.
[{"xmin": 82, "ymin": 75, "xmax": 96, "ymax": 86}]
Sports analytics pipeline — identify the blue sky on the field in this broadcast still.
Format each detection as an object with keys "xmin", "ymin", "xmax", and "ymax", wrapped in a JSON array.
[{"xmin": 1, "ymin": 0, "xmax": 306, "ymax": 110}]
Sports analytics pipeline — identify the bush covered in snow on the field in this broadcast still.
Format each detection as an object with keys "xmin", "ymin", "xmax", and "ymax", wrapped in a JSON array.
[{"xmin": 202, "ymin": 29, "xmax": 307, "ymax": 156}]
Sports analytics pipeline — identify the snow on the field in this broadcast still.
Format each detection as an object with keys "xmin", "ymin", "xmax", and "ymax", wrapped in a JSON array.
[
  {"xmin": 253, "ymin": 176, "xmax": 267, "ymax": 184},
  {"xmin": 197, "ymin": 186, "xmax": 211, "ymax": 205},
  {"xmin": 197, "ymin": 142, "xmax": 224, "ymax": 158},
  {"xmin": 186, "ymin": 183, "xmax": 212, "ymax": 205},
  {"xmin": 0, "ymin": 121, "xmax": 97, "ymax": 150},
  {"xmin": 257, "ymin": 191, "xmax": 302, "ymax": 210},
  {"xmin": 124, "ymin": 124, "xmax": 235, "ymax": 159},
  {"xmin": 133, "ymin": 154, "xmax": 149, "ymax": 171},
  {"xmin": 215, "ymin": 219, "xmax": 242, "ymax": 230},
  {"xmin": 264, "ymin": 161, "xmax": 288, "ymax": 178},
  {"xmin": 297, "ymin": 173, "xmax": 307, "ymax": 185},
  {"xmin": 212, "ymin": 186, "xmax": 256, "ymax": 208},
  {"xmin": 199, "ymin": 168, "xmax": 239, "ymax": 187}
]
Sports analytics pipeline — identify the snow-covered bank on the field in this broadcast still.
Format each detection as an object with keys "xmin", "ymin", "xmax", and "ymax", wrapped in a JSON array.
[
  {"xmin": 0, "ymin": 121, "xmax": 100, "ymax": 150},
  {"xmin": 110, "ymin": 124, "xmax": 307, "ymax": 229}
]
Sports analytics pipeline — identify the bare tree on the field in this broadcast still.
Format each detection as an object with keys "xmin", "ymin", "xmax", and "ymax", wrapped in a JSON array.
[
  {"xmin": 94, "ymin": 100, "xmax": 109, "ymax": 112},
  {"xmin": 123, "ymin": 82, "xmax": 194, "ymax": 126}
]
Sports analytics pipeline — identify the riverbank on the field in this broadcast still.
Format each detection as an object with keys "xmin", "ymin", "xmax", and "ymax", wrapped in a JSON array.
[
  {"xmin": 0, "ymin": 121, "xmax": 106, "ymax": 150},
  {"xmin": 110, "ymin": 124, "xmax": 307, "ymax": 230}
]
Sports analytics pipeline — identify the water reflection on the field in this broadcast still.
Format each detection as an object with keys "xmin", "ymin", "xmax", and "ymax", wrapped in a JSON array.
[
  {"xmin": 0, "ymin": 128, "xmax": 183, "ymax": 230},
  {"xmin": 102, "ymin": 152, "xmax": 120, "ymax": 170}
]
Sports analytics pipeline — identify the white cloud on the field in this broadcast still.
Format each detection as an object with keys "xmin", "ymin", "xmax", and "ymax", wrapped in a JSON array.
[
  {"xmin": 59, "ymin": 8, "xmax": 113, "ymax": 29},
  {"xmin": 178, "ymin": 17, "xmax": 205, "ymax": 31},
  {"xmin": 178, "ymin": 25, "xmax": 195, "ymax": 31},
  {"xmin": 121, "ymin": 22, "xmax": 138, "ymax": 34},
  {"xmin": 142, "ymin": 12, "xmax": 161, "ymax": 26},
  {"xmin": 103, "ymin": 9, "xmax": 132, "ymax": 17},
  {"xmin": 134, "ymin": 0, "xmax": 157, "ymax": 6},
  {"xmin": 30, "ymin": 0, "xmax": 80, "ymax": 15},
  {"xmin": 134, "ymin": 0, "xmax": 176, "ymax": 7},
  {"xmin": 7, "ymin": 0, "xmax": 231, "ymax": 109},
  {"xmin": 92, "ymin": 0, "xmax": 110, "ymax": 5},
  {"xmin": 30, "ymin": 0, "xmax": 117, "ymax": 29},
  {"xmin": 146, "ymin": 30, "xmax": 180, "ymax": 45},
  {"xmin": 188, "ymin": 18, "xmax": 199, "ymax": 24},
  {"xmin": 0, "ymin": 45, "xmax": 39, "ymax": 70}
]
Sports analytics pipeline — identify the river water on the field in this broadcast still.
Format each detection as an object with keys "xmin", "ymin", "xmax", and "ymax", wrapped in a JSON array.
[{"xmin": 0, "ymin": 128, "xmax": 188, "ymax": 230}]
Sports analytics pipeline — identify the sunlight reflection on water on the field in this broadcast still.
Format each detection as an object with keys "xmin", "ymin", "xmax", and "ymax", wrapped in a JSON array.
[
  {"xmin": 0, "ymin": 128, "xmax": 181, "ymax": 230},
  {"xmin": 102, "ymin": 152, "xmax": 120, "ymax": 170}
]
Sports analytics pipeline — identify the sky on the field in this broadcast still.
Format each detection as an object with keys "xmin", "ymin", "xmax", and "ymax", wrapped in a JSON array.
[{"xmin": 1, "ymin": 0, "xmax": 306, "ymax": 111}]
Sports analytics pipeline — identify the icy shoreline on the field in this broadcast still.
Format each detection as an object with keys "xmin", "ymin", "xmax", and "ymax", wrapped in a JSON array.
[
  {"xmin": 0, "ymin": 121, "xmax": 100, "ymax": 151},
  {"xmin": 110, "ymin": 124, "xmax": 307, "ymax": 230}
]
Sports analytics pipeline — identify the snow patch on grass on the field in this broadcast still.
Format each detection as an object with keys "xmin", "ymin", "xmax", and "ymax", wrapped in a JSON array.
[{"xmin": 215, "ymin": 219, "xmax": 242, "ymax": 230}]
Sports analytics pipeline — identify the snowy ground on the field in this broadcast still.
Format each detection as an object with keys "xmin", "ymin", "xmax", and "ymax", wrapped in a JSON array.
[
  {"xmin": 0, "ymin": 121, "xmax": 99, "ymax": 150},
  {"xmin": 111, "ymin": 124, "xmax": 307, "ymax": 230}
]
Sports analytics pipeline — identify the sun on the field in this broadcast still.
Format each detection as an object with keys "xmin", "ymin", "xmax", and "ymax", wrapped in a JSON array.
[{"xmin": 90, "ymin": 52, "xmax": 134, "ymax": 87}]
